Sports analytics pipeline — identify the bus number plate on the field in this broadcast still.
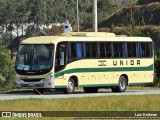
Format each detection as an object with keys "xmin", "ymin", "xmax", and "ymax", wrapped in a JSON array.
[{"xmin": 28, "ymin": 83, "xmax": 35, "ymax": 87}]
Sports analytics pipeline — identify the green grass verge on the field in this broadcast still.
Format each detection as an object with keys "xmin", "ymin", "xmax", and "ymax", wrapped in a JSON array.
[
  {"xmin": 127, "ymin": 86, "xmax": 160, "ymax": 90},
  {"xmin": 0, "ymin": 95, "xmax": 160, "ymax": 120},
  {"xmin": 0, "ymin": 95, "xmax": 160, "ymax": 111}
]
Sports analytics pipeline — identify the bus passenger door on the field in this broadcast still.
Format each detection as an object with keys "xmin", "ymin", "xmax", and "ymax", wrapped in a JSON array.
[{"xmin": 54, "ymin": 42, "xmax": 68, "ymax": 87}]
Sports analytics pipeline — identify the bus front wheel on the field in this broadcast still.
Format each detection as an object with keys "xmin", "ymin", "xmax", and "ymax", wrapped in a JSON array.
[
  {"xmin": 83, "ymin": 87, "xmax": 99, "ymax": 93},
  {"xmin": 111, "ymin": 76, "xmax": 127, "ymax": 92},
  {"xmin": 63, "ymin": 78, "xmax": 75, "ymax": 94}
]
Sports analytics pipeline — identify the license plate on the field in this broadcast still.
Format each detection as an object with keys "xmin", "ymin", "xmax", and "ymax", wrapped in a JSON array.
[{"xmin": 28, "ymin": 83, "xmax": 35, "ymax": 87}]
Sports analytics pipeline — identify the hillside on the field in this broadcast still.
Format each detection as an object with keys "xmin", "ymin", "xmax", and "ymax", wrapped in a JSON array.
[
  {"xmin": 98, "ymin": 0, "xmax": 160, "ymax": 48},
  {"xmin": 99, "ymin": 1, "xmax": 160, "ymax": 27}
]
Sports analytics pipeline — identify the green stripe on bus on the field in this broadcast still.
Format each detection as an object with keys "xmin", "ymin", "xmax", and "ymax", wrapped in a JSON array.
[
  {"xmin": 129, "ymin": 82, "xmax": 153, "ymax": 86},
  {"xmin": 54, "ymin": 64, "xmax": 153, "ymax": 78},
  {"xmin": 54, "ymin": 86, "xmax": 67, "ymax": 88},
  {"xmin": 80, "ymin": 84, "xmax": 117, "ymax": 87}
]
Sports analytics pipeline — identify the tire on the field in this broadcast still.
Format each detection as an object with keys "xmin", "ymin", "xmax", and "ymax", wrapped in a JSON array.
[
  {"xmin": 33, "ymin": 88, "xmax": 44, "ymax": 94},
  {"xmin": 63, "ymin": 78, "xmax": 75, "ymax": 94},
  {"xmin": 111, "ymin": 76, "xmax": 127, "ymax": 92},
  {"xmin": 83, "ymin": 87, "xmax": 99, "ymax": 93}
]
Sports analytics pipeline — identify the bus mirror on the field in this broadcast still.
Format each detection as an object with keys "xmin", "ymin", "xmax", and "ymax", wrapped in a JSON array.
[{"xmin": 60, "ymin": 52, "xmax": 64, "ymax": 65}]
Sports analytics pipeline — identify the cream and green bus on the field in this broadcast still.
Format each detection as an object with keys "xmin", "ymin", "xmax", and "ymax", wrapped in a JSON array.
[{"xmin": 15, "ymin": 32, "xmax": 154, "ymax": 94}]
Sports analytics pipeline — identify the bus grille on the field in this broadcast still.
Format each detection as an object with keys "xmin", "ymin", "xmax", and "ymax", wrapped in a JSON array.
[
  {"xmin": 22, "ymin": 79, "xmax": 43, "ymax": 82},
  {"xmin": 20, "ymin": 83, "xmax": 44, "ymax": 87}
]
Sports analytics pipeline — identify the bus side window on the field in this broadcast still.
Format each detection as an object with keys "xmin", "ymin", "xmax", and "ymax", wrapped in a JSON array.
[
  {"xmin": 126, "ymin": 42, "xmax": 131, "ymax": 57},
  {"xmin": 113, "ymin": 42, "xmax": 125, "ymax": 58},
  {"xmin": 99, "ymin": 42, "xmax": 106, "ymax": 58},
  {"xmin": 76, "ymin": 43, "xmax": 83, "ymax": 59},
  {"xmin": 135, "ymin": 43, "xmax": 139, "ymax": 57},
  {"xmin": 119, "ymin": 42, "xmax": 125, "ymax": 57},
  {"xmin": 84, "ymin": 42, "xmax": 91, "ymax": 58},
  {"xmin": 70, "ymin": 43, "xmax": 77, "ymax": 58},
  {"xmin": 126, "ymin": 42, "xmax": 139, "ymax": 58},
  {"xmin": 146, "ymin": 42, "xmax": 153, "ymax": 57},
  {"xmin": 68, "ymin": 42, "xmax": 83, "ymax": 61},
  {"xmin": 105, "ymin": 42, "xmax": 112, "ymax": 57},
  {"xmin": 113, "ymin": 42, "xmax": 119, "ymax": 57},
  {"xmin": 90, "ymin": 42, "xmax": 98, "ymax": 58},
  {"xmin": 113, "ymin": 42, "xmax": 120, "ymax": 57},
  {"xmin": 132, "ymin": 42, "xmax": 139, "ymax": 57},
  {"xmin": 55, "ymin": 42, "xmax": 67, "ymax": 72},
  {"xmin": 139, "ymin": 42, "xmax": 153, "ymax": 58},
  {"xmin": 139, "ymin": 42, "xmax": 146, "ymax": 57}
]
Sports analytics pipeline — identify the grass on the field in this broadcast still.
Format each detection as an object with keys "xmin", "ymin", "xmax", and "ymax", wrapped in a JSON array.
[
  {"xmin": 0, "ymin": 95, "xmax": 160, "ymax": 111},
  {"xmin": 127, "ymin": 86, "xmax": 160, "ymax": 90},
  {"xmin": 0, "ymin": 94, "xmax": 159, "ymax": 120}
]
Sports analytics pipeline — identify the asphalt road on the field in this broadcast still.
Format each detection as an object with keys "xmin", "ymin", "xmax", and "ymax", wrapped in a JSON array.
[{"xmin": 0, "ymin": 89, "xmax": 160, "ymax": 100}]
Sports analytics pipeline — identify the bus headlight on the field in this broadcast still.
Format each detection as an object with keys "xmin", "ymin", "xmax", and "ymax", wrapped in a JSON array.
[{"xmin": 43, "ymin": 75, "xmax": 54, "ymax": 82}]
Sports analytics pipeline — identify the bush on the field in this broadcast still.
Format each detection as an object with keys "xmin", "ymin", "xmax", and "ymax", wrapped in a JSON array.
[
  {"xmin": 81, "ymin": 14, "xmax": 94, "ymax": 30},
  {"xmin": 137, "ymin": 0, "xmax": 160, "ymax": 5},
  {"xmin": 0, "ymin": 45, "xmax": 16, "ymax": 92},
  {"xmin": 153, "ymin": 59, "xmax": 160, "ymax": 87}
]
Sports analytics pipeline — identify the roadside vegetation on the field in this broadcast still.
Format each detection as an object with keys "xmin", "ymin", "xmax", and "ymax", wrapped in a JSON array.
[
  {"xmin": 0, "ymin": 45, "xmax": 15, "ymax": 93},
  {"xmin": 0, "ymin": 95, "xmax": 159, "ymax": 111},
  {"xmin": 0, "ymin": 94, "xmax": 160, "ymax": 120}
]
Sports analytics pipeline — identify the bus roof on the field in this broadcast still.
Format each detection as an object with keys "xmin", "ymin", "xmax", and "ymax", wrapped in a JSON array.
[
  {"xmin": 20, "ymin": 32, "xmax": 152, "ymax": 45},
  {"xmin": 60, "ymin": 32, "xmax": 116, "ymax": 37}
]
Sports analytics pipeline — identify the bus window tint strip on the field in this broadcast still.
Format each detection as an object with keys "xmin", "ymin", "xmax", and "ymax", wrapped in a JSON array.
[{"xmin": 68, "ymin": 41, "xmax": 153, "ymax": 61}]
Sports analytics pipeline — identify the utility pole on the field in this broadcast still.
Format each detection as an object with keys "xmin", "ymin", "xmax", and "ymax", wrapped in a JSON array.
[
  {"xmin": 77, "ymin": 0, "xmax": 80, "ymax": 32},
  {"xmin": 93, "ymin": 0, "xmax": 98, "ymax": 32},
  {"xmin": 45, "ymin": 0, "xmax": 47, "ymax": 24}
]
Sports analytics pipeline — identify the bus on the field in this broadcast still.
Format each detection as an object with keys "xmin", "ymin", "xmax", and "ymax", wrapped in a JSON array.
[{"xmin": 15, "ymin": 32, "xmax": 154, "ymax": 94}]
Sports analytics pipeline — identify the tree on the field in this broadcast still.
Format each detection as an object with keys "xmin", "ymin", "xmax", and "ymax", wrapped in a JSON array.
[
  {"xmin": 28, "ymin": 0, "xmax": 46, "ymax": 27},
  {"xmin": 0, "ymin": 0, "xmax": 7, "ymax": 31},
  {"xmin": 14, "ymin": 0, "xmax": 29, "ymax": 37},
  {"xmin": 0, "ymin": 45, "xmax": 15, "ymax": 92},
  {"xmin": 137, "ymin": 0, "xmax": 160, "ymax": 5},
  {"xmin": 112, "ymin": 0, "xmax": 136, "ymax": 8},
  {"xmin": 97, "ymin": 0, "xmax": 115, "ymax": 22}
]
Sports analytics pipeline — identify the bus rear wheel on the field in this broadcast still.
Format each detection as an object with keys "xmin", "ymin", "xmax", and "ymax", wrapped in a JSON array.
[
  {"xmin": 111, "ymin": 76, "xmax": 127, "ymax": 92},
  {"xmin": 83, "ymin": 87, "xmax": 99, "ymax": 93},
  {"xmin": 63, "ymin": 78, "xmax": 75, "ymax": 94}
]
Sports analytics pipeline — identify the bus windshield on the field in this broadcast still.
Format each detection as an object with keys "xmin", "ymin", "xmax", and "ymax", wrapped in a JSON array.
[{"xmin": 16, "ymin": 44, "xmax": 54, "ymax": 75}]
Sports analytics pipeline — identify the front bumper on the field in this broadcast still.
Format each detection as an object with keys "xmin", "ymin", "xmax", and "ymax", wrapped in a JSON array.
[{"xmin": 16, "ymin": 75, "xmax": 54, "ymax": 88}]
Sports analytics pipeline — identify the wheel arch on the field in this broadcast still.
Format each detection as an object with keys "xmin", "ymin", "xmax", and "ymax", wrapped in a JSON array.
[
  {"xmin": 120, "ymin": 74, "xmax": 128, "ymax": 86},
  {"xmin": 70, "ymin": 75, "xmax": 78, "ymax": 87}
]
